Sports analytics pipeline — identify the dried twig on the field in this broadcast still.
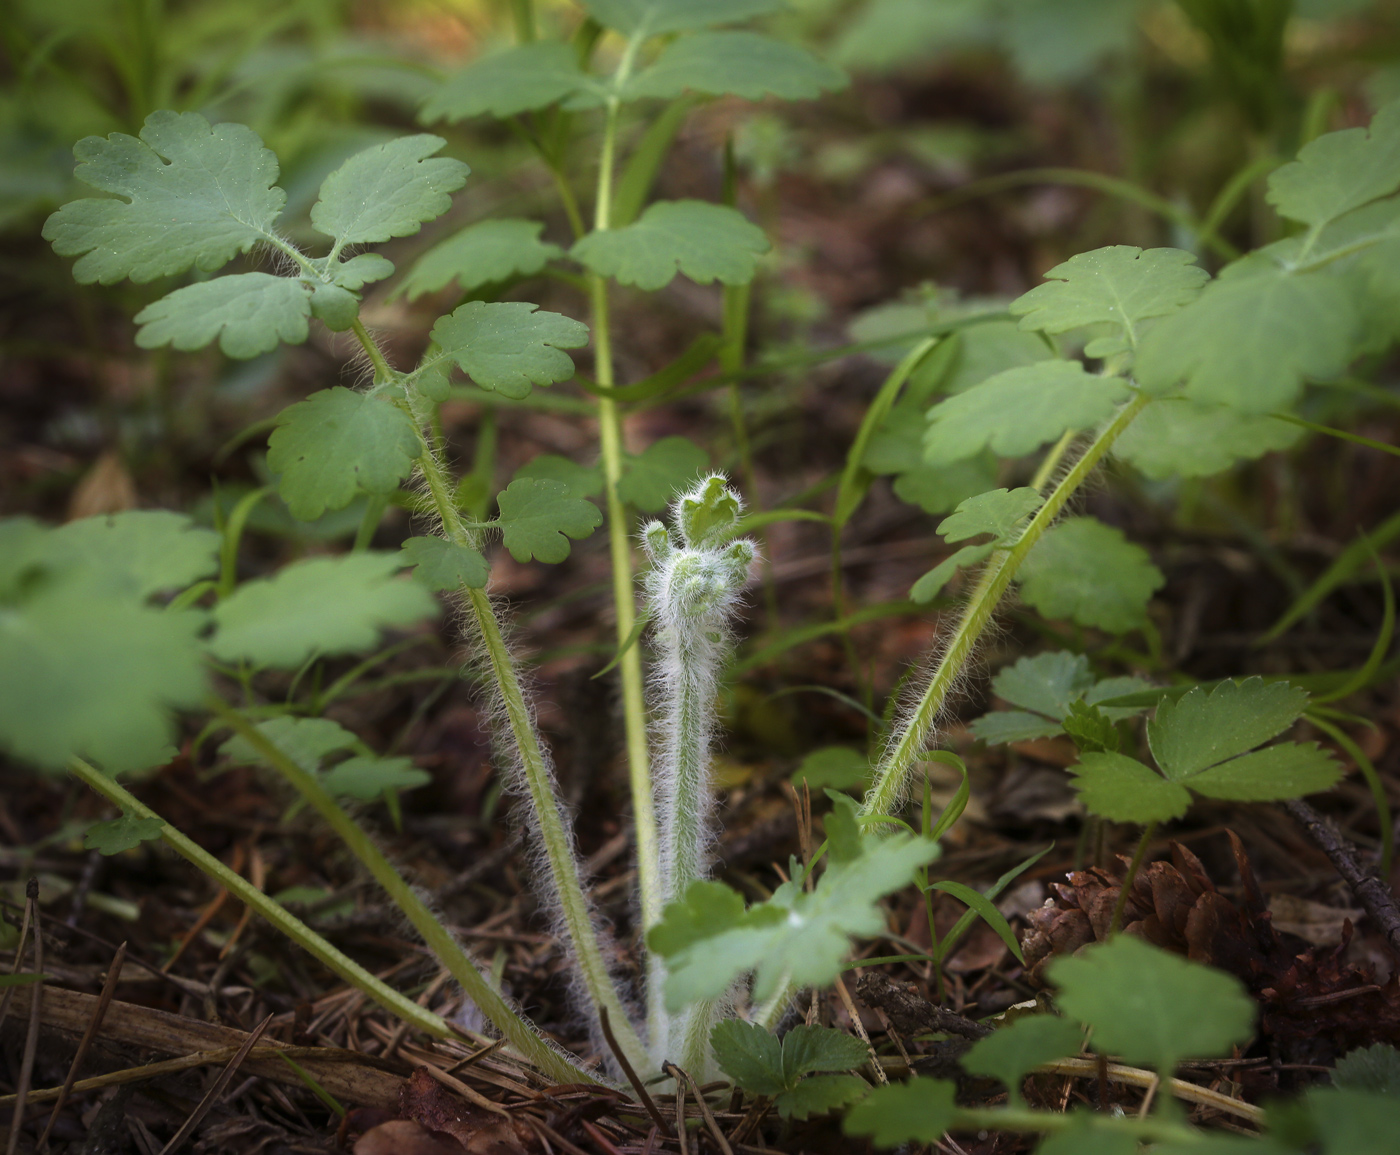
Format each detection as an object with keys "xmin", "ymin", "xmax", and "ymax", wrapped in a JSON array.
[
  {"xmin": 1284, "ymin": 798, "xmax": 1400, "ymax": 958},
  {"xmin": 6, "ymin": 880, "xmax": 42, "ymax": 1155},
  {"xmin": 599, "ymin": 1006, "xmax": 669, "ymax": 1135},
  {"xmin": 155, "ymin": 1012, "xmax": 273, "ymax": 1155},
  {"xmin": 665, "ymin": 1064, "xmax": 734, "ymax": 1155}
]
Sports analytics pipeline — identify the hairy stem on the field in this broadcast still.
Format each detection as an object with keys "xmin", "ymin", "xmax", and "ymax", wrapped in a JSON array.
[
  {"xmin": 207, "ymin": 705, "xmax": 593, "ymax": 1085},
  {"xmin": 861, "ymin": 392, "xmax": 1152, "ymax": 818},
  {"xmin": 67, "ymin": 758, "xmax": 458, "ymax": 1047}
]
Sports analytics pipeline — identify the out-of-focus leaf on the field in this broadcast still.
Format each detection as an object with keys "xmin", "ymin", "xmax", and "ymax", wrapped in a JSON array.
[
  {"xmin": 572, "ymin": 200, "xmax": 769, "ymax": 291},
  {"xmin": 1019, "ymin": 517, "xmax": 1164, "ymax": 633}
]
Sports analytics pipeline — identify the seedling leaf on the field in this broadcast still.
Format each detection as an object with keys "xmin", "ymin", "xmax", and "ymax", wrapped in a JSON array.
[
  {"xmin": 776, "ymin": 1074, "xmax": 869, "ymax": 1120},
  {"xmin": 267, "ymin": 388, "xmax": 421, "ymax": 521},
  {"xmin": 43, "ymin": 110, "xmax": 284, "ymax": 284},
  {"xmin": 513, "ymin": 455, "xmax": 604, "ymax": 499},
  {"xmin": 397, "ymin": 219, "xmax": 563, "ymax": 301},
  {"xmin": 321, "ymin": 755, "xmax": 431, "ymax": 800},
  {"xmin": 1114, "ymin": 398, "xmax": 1303, "ymax": 480},
  {"xmin": 923, "ymin": 362, "xmax": 1130, "ymax": 465},
  {"xmin": 937, "ymin": 487, "xmax": 1040, "ymax": 543},
  {"xmin": 1068, "ymin": 752, "xmax": 1192, "ymax": 823},
  {"xmin": 843, "ymin": 1077, "xmax": 957, "ymax": 1146},
  {"xmin": 1050, "ymin": 935, "xmax": 1255, "ymax": 1072},
  {"xmin": 399, "ymin": 535, "xmax": 489, "ymax": 591},
  {"xmin": 1188, "ymin": 742, "xmax": 1341, "ymax": 801},
  {"xmin": 496, "ymin": 478, "xmax": 602, "ymax": 564},
  {"xmin": 1135, "ymin": 256, "xmax": 1360, "ymax": 413},
  {"xmin": 134, "ymin": 274, "xmax": 312, "ymax": 359},
  {"xmin": 1267, "ymin": 100, "xmax": 1400, "ymax": 228},
  {"xmin": 426, "ymin": 301, "xmax": 588, "ymax": 399},
  {"xmin": 1020, "ymin": 517, "xmax": 1164, "ymax": 634},
  {"xmin": 712, "ymin": 1019, "xmax": 786, "ymax": 1095},
  {"xmin": 1147, "ymin": 678, "xmax": 1308, "ymax": 779},
  {"xmin": 626, "ymin": 33, "xmax": 846, "ymax": 102},
  {"xmin": 1010, "ymin": 246, "xmax": 1207, "ymax": 358},
  {"xmin": 571, "ymin": 201, "xmax": 769, "ymax": 291},
  {"xmin": 619, "ymin": 436, "xmax": 710, "ymax": 511},
  {"xmin": 209, "ymin": 552, "xmax": 437, "ymax": 667},
  {"xmin": 579, "ymin": 0, "xmax": 783, "ymax": 36},
  {"xmin": 962, "ymin": 1015, "xmax": 1082, "ymax": 1106},
  {"xmin": 84, "ymin": 814, "xmax": 165, "ymax": 855},
  {"xmin": 311, "ymin": 134, "xmax": 468, "ymax": 246},
  {"xmin": 421, "ymin": 42, "xmax": 597, "ymax": 122}
]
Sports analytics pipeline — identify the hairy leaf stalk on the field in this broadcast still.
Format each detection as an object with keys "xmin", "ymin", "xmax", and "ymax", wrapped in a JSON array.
[
  {"xmin": 862, "ymin": 392, "xmax": 1152, "ymax": 817},
  {"xmin": 641, "ymin": 477, "xmax": 757, "ymax": 1072}
]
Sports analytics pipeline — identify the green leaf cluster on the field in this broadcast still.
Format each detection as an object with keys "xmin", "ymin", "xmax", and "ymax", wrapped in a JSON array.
[
  {"xmin": 1070, "ymin": 678, "xmax": 1340, "ymax": 823},
  {"xmin": 969, "ymin": 651, "xmax": 1151, "ymax": 745},
  {"xmin": 711, "ymin": 1021, "xmax": 870, "ymax": 1119}
]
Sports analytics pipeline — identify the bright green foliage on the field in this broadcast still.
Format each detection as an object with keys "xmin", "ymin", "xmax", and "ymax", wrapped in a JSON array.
[
  {"xmin": 42, "ymin": 111, "xmax": 283, "ymax": 284},
  {"xmin": 580, "ymin": 0, "xmax": 783, "ymax": 36},
  {"xmin": 399, "ymin": 535, "xmax": 489, "ymax": 591},
  {"xmin": 1114, "ymin": 398, "xmax": 1303, "ymax": 479},
  {"xmin": 712, "ymin": 1020, "xmax": 869, "ymax": 1117},
  {"xmin": 323, "ymin": 254, "xmax": 396, "ymax": 291},
  {"xmin": 937, "ymin": 487, "xmax": 1040, "ymax": 542},
  {"xmin": 571, "ymin": 201, "xmax": 769, "ymax": 291},
  {"xmin": 513, "ymin": 455, "xmax": 604, "ymax": 499},
  {"xmin": 134, "ymin": 274, "xmax": 312, "ymax": 359},
  {"xmin": 322, "ymin": 756, "xmax": 431, "ymax": 800},
  {"xmin": 424, "ymin": 302, "xmax": 589, "ymax": 400},
  {"xmin": 963, "ymin": 1015, "xmax": 1082, "ymax": 1107},
  {"xmin": 267, "ymin": 388, "xmax": 421, "ymax": 521},
  {"xmin": 1010, "ymin": 246, "xmax": 1207, "ymax": 358},
  {"xmin": 792, "ymin": 746, "xmax": 869, "ymax": 791},
  {"xmin": 420, "ymin": 42, "xmax": 598, "ymax": 123},
  {"xmin": 1333, "ymin": 1043, "xmax": 1400, "ymax": 1096},
  {"xmin": 943, "ymin": 320, "xmax": 1055, "ymax": 394},
  {"xmin": 677, "ymin": 474, "xmax": 743, "ymax": 547},
  {"xmin": 1148, "ymin": 678, "xmax": 1307, "ymax": 778},
  {"xmin": 1062, "ymin": 700, "xmax": 1121, "ymax": 754},
  {"xmin": 0, "ymin": 568, "xmax": 206, "ymax": 775},
  {"xmin": 1266, "ymin": 100, "xmax": 1400, "ymax": 228},
  {"xmin": 1070, "ymin": 752, "xmax": 1193, "ymax": 822},
  {"xmin": 1020, "ymin": 516, "xmax": 1164, "ymax": 633},
  {"xmin": 495, "ymin": 478, "xmax": 603, "ymax": 564},
  {"xmin": 310, "ymin": 284, "xmax": 360, "ymax": 332},
  {"xmin": 969, "ymin": 651, "xmax": 1150, "ymax": 745},
  {"xmin": 923, "ymin": 362, "xmax": 1130, "ymax": 464},
  {"xmin": 1278, "ymin": 1087, "xmax": 1400, "ymax": 1154},
  {"xmin": 648, "ymin": 798, "xmax": 939, "ymax": 1009},
  {"xmin": 893, "ymin": 458, "xmax": 1000, "ymax": 516},
  {"xmin": 43, "ymin": 512, "xmax": 220, "ymax": 597},
  {"xmin": 1050, "ymin": 935, "xmax": 1255, "ymax": 1074},
  {"xmin": 1135, "ymin": 255, "xmax": 1359, "ymax": 412},
  {"xmin": 625, "ymin": 33, "xmax": 846, "ymax": 102},
  {"xmin": 84, "ymin": 814, "xmax": 165, "ymax": 855},
  {"xmin": 311, "ymin": 135, "xmax": 468, "ymax": 246},
  {"xmin": 397, "ymin": 219, "xmax": 563, "ymax": 301},
  {"xmin": 209, "ymin": 553, "xmax": 438, "ymax": 668},
  {"xmin": 1035, "ymin": 1119, "xmax": 1139, "ymax": 1155},
  {"xmin": 910, "ymin": 543, "xmax": 994, "ymax": 603},
  {"xmin": 619, "ymin": 436, "xmax": 710, "ymax": 511},
  {"xmin": 843, "ymin": 1078, "xmax": 957, "ymax": 1146}
]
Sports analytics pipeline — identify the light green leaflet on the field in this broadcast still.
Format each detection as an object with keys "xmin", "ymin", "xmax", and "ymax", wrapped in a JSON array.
[
  {"xmin": 135, "ymin": 274, "xmax": 312, "ymax": 359},
  {"xmin": 42, "ymin": 111, "xmax": 284, "ymax": 284},
  {"xmin": 625, "ymin": 32, "xmax": 846, "ymax": 102},
  {"xmin": 267, "ymin": 388, "xmax": 421, "ymax": 521},
  {"xmin": 617, "ymin": 436, "xmax": 710, "ymax": 512},
  {"xmin": 711, "ymin": 1021, "xmax": 870, "ymax": 1119},
  {"xmin": 424, "ymin": 302, "xmax": 590, "ymax": 400},
  {"xmin": 495, "ymin": 478, "xmax": 603, "ymax": 564},
  {"xmin": 580, "ymin": 0, "xmax": 783, "ymax": 36},
  {"xmin": 1266, "ymin": 99, "xmax": 1400, "ymax": 228},
  {"xmin": 843, "ymin": 1078, "xmax": 957, "ymax": 1147},
  {"xmin": 40, "ymin": 511, "xmax": 220, "ymax": 598},
  {"xmin": 970, "ymin": 650, "xmax": 1151, "ymax": 746},
  {"xmin": 1010, "ymin": 245, "xmax": 1207, "ymax": 359},
  {"xmin": 571, "ymin": 201, "xmax": 769, "ymax": 291},
  {"xmin": 512, "ymin": 455, "xmax": 604, "ymax": 499},
  {"xmin": 396, "ymin": 219, "xmax": 563, "ymax": 301},
  {"xmin": 1113, "ymin": 397, "xmax": 1303, "ymax": 480},
  {"xmin": 209, "ymin": 553, "xmax": 438, "ymax": 668},
  {"xmin": 311, "ymin": 134, "xmax": 469, "ymax": 247},
  {"xmin": 85, "ymin": 814, "xmax": 166, "ymax": 855},
  {"xmin": 923, "ymin": 361, "xmax": 1130, "ymax": 464},
  {"xmin": 1135, "ymin": 253, "xmax": 1359, "ymax": 413},
  {"xmin": 399, "ymin": 536, "xmax": 489, "ymax": 591},
  {"xmin": 937, "ymin": 487, "xmax": 1040, "ymax": 542},
  {"xmin": 1148, "ymin": 678, "xmax": 1307, "ymax": 777},
  {"xmin": 420, "ymin": 42, "xmax": 599, "ymax": 123},
  {"xmin": 1020, "ymin": 517, "xmax": 1164, "ymax": 634}
]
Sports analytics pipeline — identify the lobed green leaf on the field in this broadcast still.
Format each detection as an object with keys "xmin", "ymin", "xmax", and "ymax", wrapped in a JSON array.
[
  {"xmin": 1113, "ymin": 397, "xmax": 1303, "ymax": 480},
  {"xmin": 963, "ymin": 1015, "xmax": 1082, "ymax": 1105},
  {"xmin": 222, "ymin": 716, "xmax": 357, "ymax": 772},
  {"xmin": 420, "ymin": 42, "xmax": 598, "ymax": 123},
  {"xmin": 397, "ymin": 219, "xmax": 562, "ymax": 301},
  {"xmin": 1187, "ymin": 742, "xmax": 1340, "ymax": 802},
  {"xmin": 1068, "ymin": 752, "xmax": 1192, "ymax": 823},
  {"xmin": 512, "ymin": 455, "xmax": 604, "ymax": 499},
  {"xmin": 711, "ymin": 1019, "xmax": 787, "ymax": 1095},
  {"xmin": 267, "ymin": 388, "xmax": 421, "ymax": 521},
  {"xmin": 937, "ymin": 487, "xmax": 1040, "ymax": 543},
  {"xmin": 321, "ymin": 755, "xmax": 430, "ymax": 800},
  {"xmin": 910, "ymin": 542, "xmax": 994, "ymax": 604},
  {"xmin": 1147, "ymin": 678, "xmax": 1308, "ymax": 780},
  {"xmin": 625, "ymin": 32, "xmax": 846, "ymax": 102},
  {"xmin": 43, "ymin": 110, "xmax": 284, "ymax": 284},
  {"xmin": 42, "ymin": 511, "xmax": 220, "ymax": 598},
  {"xmin": 580, "ymin": 0, "xmax": 783, "ymax": 36},
  {"xmin": 1267, "ymin": 100, "xmax": 1400, "ymax": 229},
  {"xmin": 399, "ymin": 535, "xmax": 489, "ymax": 591},
  {"xmin": 781, "ymin": 1024, "xmax": 870, "ymax": 1084},
  {"xmin": 495, "ymin": 478, "xmax": 602, "ymax": 564},
  {"xmin": 843, "ymin": 1077, "xmax": 957, "ymax": 1147},
  {"xmin": 311, "ymin": 134, "xmax": 468, "ymax": 247},
  {"xmin": 425, "ymin": 301, "xmax": 588, "ymax": 400},
  {"xmin": 571, "ymin": 200, "xmax": 769, "ymax": 291},
  {"xmin": 775, "ymin": 1074, "xmax": 869, "ymax": 1120},
  {"xmin": 1020, "ymin": 517, "xmax": 1163, "ymax": 634},
  {"xmin": 84, "ymin": 814, "xmax": 165, "ymax": 856},
  {"xmin": 134, "ymin": 274, "xmax": 312, "ymax": 359}
]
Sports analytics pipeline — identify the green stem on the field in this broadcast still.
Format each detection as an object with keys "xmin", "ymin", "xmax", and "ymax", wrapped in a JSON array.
[
  {"xmin": 207, "ymin": 704, "xmax": 593, "ymax": 1086},
  {"xmin": 353, "ymin": 494, "xmax": 387, "ymax": 552},
  {"xmin": 861, "ymin": 392, "xmax": 1152, "ymax": 817},
  {"xmin": 67, "ymin": 757, "xmax": 456, "ymax": 1046},
  {"xmin": 1109, "ymin": 822, "xmax": 1157, "ymax": 936},
  {"xmin": 948, "ymin": 1106, "xmax": 1198, "ymax": 1144},
  {"xmin": 350, "ymin": 319, "xmax": 393, "ymax": 385}
]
